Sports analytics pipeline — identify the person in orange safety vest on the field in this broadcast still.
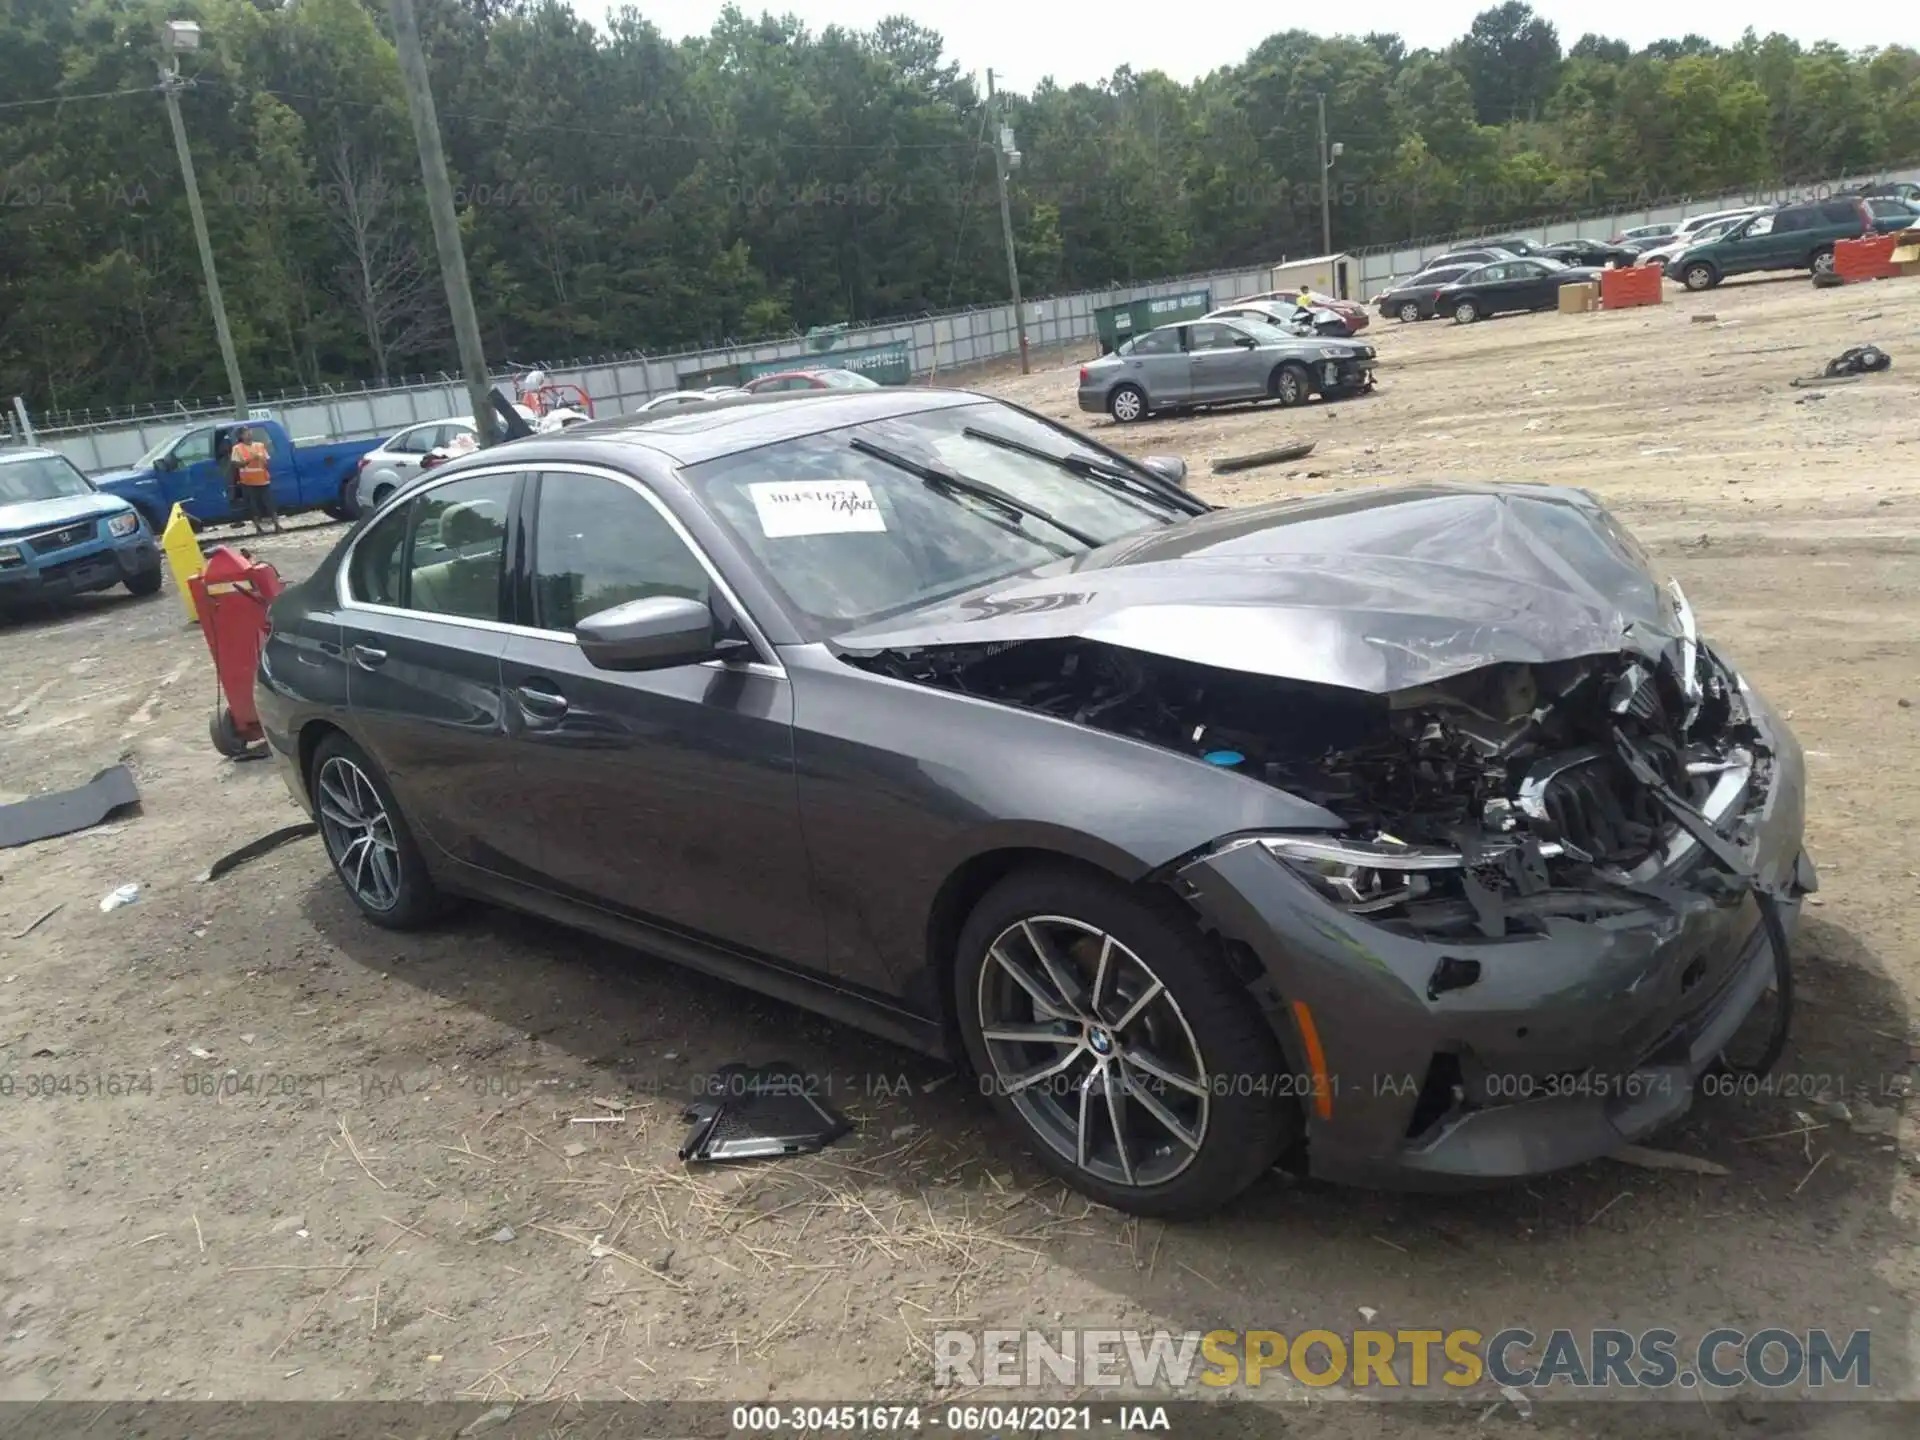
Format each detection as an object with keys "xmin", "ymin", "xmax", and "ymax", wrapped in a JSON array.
[{"xmin": 228, "ymin": 427, "xmax": 279, "ymax": 534}]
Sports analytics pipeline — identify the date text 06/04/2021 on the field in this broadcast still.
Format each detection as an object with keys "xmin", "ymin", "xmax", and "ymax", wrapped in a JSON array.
[{"xmin": 729, "ymin": 1404, "xmax": 1169, "ymax": 1433}]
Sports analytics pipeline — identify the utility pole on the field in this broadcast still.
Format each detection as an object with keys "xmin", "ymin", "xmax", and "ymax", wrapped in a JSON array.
[
  {"xmin": 987, "ymin": 70, "xmax": 1030, "ymax": 376},
  {"xmin": 1316, "ymin": 92, "xmax": 1332, "ymax": 258},
  {"xmin": 388, "ymin": 0, "xmax": 498, "ymax": 445},
  {"xmin": 158, "ymin": 21, "xmax": 247, "ymax": 422}
]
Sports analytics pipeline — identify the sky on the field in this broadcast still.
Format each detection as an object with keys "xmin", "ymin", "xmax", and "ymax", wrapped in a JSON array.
[{"xmin": 569, "ymin": 2, "xmax": 1899, "ymax": 88}]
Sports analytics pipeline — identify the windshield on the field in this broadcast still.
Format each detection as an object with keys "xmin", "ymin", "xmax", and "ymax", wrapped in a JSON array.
[
  {"xmin": 818, "ymin": 370, "xmax": 880, "ymax": 389},
  {"xmin": 136, "ymin": 429, "xmax": 188, "ymax": 468},
  {"xmin": 0, "ymin": 453, "xmax": 94, "ymax": 505},
  {"xmin": 684, "ymin": 402, "xmax": 1183, "ymax": 638}
]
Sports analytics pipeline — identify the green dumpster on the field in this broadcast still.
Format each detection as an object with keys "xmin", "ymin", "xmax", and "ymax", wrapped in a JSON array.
[
  {"xmin": 1093, "ymin": 289, "xmax": 1213, "ymax": 354},
  {"xmin": 678, "ymin": 364, "xmax": 742, "ymax": 391},
  {"xmin": 740, "ymin": 340, "xmax": 912, "ymax": 386}
]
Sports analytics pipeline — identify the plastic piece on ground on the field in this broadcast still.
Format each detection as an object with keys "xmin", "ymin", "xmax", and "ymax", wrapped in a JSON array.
[
  {"xmin": 0, "ymin": 765, "xmax": 140, "ymax": 849},
  {"xmin": 1202, "ymin": 750, "xmax": 1245, "ymax": 767},
  {"xmin": 100, "ymin": 883, "xmax": 140, "ymax": 912},
  {"xmin": 678, "ymin": 1062, "xmax": 852, "ymax": 1163}
]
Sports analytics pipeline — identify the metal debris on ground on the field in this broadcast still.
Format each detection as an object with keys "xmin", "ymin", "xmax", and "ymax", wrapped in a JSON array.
[
  {"xmin": 1823, "ymin": 344, "xmax": 1892, "ymax": 377},
  {"xmin": 1209, "ymin": 440, "xmax": 1316, "ymax": 475},
  {"xmin": 0, "ymin": 765, "xmax": 140, "ymax": 849},
  {"xmin": 196, "ymin": 822, "xmax": 320, "ymax": 883},
  {"xmin": 678, "ymin": 1061, "xmax": 851, "ymax": 1164},
  {"xmin": 1610, "ymin": 1144, "xmax": 1731, "ymax": 1177}
]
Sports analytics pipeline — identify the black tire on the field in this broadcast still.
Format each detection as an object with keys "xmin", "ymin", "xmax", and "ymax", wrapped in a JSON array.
[
  {"xmin": 1452, "ymin": 297, "xmax": 1480, "ymax": 323},
  {"xmin": 309, "ymin": 731, "xmax": 446, "ymax": 930},
  {"xmin": 1270, "ymin": 363, "xmax": 1311, "ymax": 408},
  {"xmin": 1107, "ymin": 384, "xmax": 1147, "ymax": 424},
  {"xmin": 953, "ymin": 864, "xmax": 1301, "ymax": 1219},
  {"xmin": 1397, "ymin": 301, "xmax": 1423, "ymax": 323},
  {"xmin": 124, "ymin": 566, "xmax": 162, "ymax": 597},
  {"xmin": 1682, "ymin": 261, "xmax": 1720, "ymax": 292}
]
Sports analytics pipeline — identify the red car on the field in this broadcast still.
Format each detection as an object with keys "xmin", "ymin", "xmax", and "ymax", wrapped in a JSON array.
[{"xmin": 741, "ymin": 368, "xmax": 883, "ymax": 394}]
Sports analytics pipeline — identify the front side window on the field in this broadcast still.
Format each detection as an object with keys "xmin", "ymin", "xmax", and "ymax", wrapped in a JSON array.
[
  {"xmin": 531, "ymin": 473, "xmax": 709, "ymax": 632},
  {"xmin": 1742, "ymin": 215, "xmax": 1775, "ymax": 238},
  {"xmin": 685, "ymin": 402, "xmax": 1183, "ymax": 638},
  {"xmin": 172, "ymin": 428, "xmax": 215, "ymax": 465}
]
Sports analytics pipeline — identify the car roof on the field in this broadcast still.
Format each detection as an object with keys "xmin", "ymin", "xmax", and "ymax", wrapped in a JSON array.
[
  {"xmin": 0, "ymin": 447, "xmax": 67, "ymax": 465},
  {"xmin": 431, "ymin": 388, "xmax": 983, "ymax": 470}
]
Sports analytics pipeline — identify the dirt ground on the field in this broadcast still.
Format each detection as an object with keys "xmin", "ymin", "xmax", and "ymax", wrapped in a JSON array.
[{"xmin": 4, "ymin": 272, "xmax": 1920, "ymax": 1435}]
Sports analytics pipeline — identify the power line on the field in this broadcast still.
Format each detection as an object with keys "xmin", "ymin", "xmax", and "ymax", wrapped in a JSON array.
[{"xmin": 0, "ymin": 85, "xmax": 155, "ymax": 111}]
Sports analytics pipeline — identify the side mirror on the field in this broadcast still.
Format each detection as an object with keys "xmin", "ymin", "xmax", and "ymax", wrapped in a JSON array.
[
  {"xmin": 1235, "ymin": 335, "xmax": 1258, "ymax": 349},
  {"xmin": 153, "ymin": 454, "xmax": 176, "ymax": 473},
  {"xmin": 1140, "ymin": 455, "xmax": 1188, "ymax": 488},
  {"xmin": 576, "ymin": 595, "xmax": 722, "ymax": 672}
]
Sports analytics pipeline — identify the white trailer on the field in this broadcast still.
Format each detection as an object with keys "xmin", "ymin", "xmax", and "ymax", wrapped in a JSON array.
[{"xmin": 1267, "ymin": 252, "xmax": 1358, "ymax": 301}]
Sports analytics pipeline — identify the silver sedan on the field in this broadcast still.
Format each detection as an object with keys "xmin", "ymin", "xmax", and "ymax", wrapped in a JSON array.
[
  {"xmin": 1077, "ymin": 318, "xmax": 1375, "ymax": 423},
  {"xmin": 352, "ymin": 418, "xmax": 477, "ymax": 514}
]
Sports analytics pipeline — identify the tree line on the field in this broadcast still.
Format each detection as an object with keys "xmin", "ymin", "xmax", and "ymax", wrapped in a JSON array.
[{"xmin": 3, "ymin": 0, "xmax": 1917, "ymax": 416}]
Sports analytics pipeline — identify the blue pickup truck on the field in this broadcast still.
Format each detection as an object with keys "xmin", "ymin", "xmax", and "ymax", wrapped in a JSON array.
[
  {"xmin": 93, "ymin": 417, "xmax": 383, "ymax": 532},
  {"xmin": 0, "ymin": 448, "xmax": 163, "ymax": 607}
]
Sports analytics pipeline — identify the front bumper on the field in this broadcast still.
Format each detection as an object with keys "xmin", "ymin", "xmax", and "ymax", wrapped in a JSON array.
[
  {"xmin": 0, "ymin": 533, "xmax": 159, "ymax": 601},
  {"xmin": 1176, "ymin": 677, "xmax": 1811, "ymax": 1189}
]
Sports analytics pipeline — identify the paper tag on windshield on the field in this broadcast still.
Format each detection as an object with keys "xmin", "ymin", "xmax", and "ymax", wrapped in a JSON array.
[{"xmin": 749, "ymin": 480, "xmax": 886, "ymax": 538}]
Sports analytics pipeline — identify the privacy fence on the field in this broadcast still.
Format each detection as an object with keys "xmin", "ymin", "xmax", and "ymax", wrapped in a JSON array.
[{"xmin": 13, "ymin": 162, "xmax": 1920, "ymax": 476}]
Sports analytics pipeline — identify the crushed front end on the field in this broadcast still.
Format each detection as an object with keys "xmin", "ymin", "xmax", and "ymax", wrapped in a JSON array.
[{"xmin": 1166, "ymin": 618, "xmax": 1813, "ymax": 1186}]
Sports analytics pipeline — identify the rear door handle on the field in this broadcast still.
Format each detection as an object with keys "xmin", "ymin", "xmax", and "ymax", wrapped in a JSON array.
[
  {"xmin": 350, "ymin": 644, "xmax": 387, "ymax": 670},
  {"xmin": 514, "ymin": 682, "xmax": 569, "ymax": 719}
]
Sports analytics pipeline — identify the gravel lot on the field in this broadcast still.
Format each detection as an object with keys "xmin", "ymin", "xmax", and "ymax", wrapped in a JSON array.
[{"xmin": 3, "ymin": 271, "xmax": 1919, "ymax": 1433}]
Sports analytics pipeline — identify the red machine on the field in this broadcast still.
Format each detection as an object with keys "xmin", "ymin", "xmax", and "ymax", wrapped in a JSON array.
[{"xmin": 188, "ymin": 545, "xmax": 283, "ymax": 758}]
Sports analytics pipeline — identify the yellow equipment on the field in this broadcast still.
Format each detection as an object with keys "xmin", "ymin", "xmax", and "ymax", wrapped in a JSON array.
[{"xmin": 161, "ymin": 503, "xmax": 206, "ymax": 623}]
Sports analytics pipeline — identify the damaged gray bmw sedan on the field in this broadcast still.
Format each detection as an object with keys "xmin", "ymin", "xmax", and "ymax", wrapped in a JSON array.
[{"xmin": 257, "ymin": 388, "xmax": 1814, "ymax": 1219}]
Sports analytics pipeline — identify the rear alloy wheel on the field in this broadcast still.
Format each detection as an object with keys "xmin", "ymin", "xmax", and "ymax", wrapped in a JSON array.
[
  {"xmin": 311, "ymin": 733, "xmax": 444, "ymax": 929},
  {"xmin": 1397, "ymin": 301, "xmax": 1423, "ymax": 323},
  {"xmin": 1452, "ymin": 297, "xmax": 1480, "ymax": 324},
  {"xmin": 1682, "ymin": 262, "xmax": 1719, "ymax": 292},
  {"xmin": 1810, "ymin": 246, "xmax": 1836, "ymax": 276},
  {"xmin": 1108, "ymin": 384, "xmax": 1146, "ymax": 424},
  {"xmin": 1270, "ymin": 363, "xmax": 1311, "ymax": 407},
  {"xmin": 955, "ymin": 867, "xmax": 1299, "ymax": 1218}
]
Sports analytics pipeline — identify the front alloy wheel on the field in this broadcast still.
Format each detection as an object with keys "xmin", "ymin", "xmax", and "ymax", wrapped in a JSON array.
[
  {"xmin": 955, "ymin": 867, "xmax": 1300, "ymax": 1218},
  {"xmin": 977, "ymin": 916, "xmax": 1209, "ymax": 1189},
  {"xmin": 1398, "ymin": 301, "xmax": 1423, "ymax": 323}
]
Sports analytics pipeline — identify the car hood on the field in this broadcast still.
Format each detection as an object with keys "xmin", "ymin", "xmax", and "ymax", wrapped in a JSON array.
[
  {"xmin": 0, "ymin": 490, "xmax": 135, "ymax": 536},
  {"xmin": 832, "ymin": 483, "xmax": 1684, "ymax": 695}
]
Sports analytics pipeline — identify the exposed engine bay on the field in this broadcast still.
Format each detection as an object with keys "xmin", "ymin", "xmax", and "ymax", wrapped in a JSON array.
[{"xmin": 849, "ymin": 627, "xmax": 1775, "ymax": 939}]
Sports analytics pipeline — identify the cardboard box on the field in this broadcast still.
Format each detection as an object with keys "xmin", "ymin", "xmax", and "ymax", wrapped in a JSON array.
[{"xmin": 1558, "ymin": 282, "xmax": 1596, "ymax": 314}]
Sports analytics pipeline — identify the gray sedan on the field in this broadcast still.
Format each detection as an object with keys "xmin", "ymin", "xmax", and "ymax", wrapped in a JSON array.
[{"xmin": 1077, "ymin": 318, "xmax": 1374, "ymax": 423}]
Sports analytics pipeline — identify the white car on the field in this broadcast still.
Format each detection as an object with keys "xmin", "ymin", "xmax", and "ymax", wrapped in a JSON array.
[
  {"xmin": 1638, "ymin": 208, "xmax": 1765, "ymax": 269},
  {"xmin": 352, "ymin": 418, "xmax": 479, "ymax": 515}
]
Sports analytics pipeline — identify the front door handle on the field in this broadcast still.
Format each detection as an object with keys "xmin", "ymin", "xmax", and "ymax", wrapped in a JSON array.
[
  {"xmin": 514, "ymin": 682, "xmax": 569, "ymax": 719},
  {"xmin": 350, "ymin": 644, "xmax": 388, "ymax": 670}
]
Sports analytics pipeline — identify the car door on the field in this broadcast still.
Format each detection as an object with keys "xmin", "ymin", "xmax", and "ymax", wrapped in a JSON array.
[
  {"xmin": 496, "ymin": 465, "xmax": 825, "ymax": 969},
  {"xmin": 163, "ymin": 425, "xmax": 228, "ymax": 519},
  {"xmin": 1185, "ymin": 322, "xmax": 1256, "ymax": 402},
  {"xmin": 337, "ymin": 468, "xmax": 526, "ymax": 876},
  {"xmin": 1509, "ymin": 260, "xmax": 1558, "ymax": 310},
  {"xmin": 1114, "ymin": 326, "xmax": 1190, "ymax": 408}
]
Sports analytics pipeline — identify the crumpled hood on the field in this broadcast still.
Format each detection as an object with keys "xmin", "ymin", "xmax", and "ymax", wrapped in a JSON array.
[
  {"xmin": 833, "ymin": 483, "xmax": 1682, "ymax": 694},
  {"xmin": 0, "ymin": 490, "xmax": 137, "ymax": 537}
]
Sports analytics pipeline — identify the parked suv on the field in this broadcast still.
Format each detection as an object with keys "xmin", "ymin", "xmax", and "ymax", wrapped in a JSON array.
[{"xmin": 1668, "ymin": 198, "xmax": 1879, "ymax": 290}]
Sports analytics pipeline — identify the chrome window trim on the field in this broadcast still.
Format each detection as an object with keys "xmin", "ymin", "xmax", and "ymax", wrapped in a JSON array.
[{"xmin": 336, "ymin": 461, "xmax": 786, "ymax": 681}]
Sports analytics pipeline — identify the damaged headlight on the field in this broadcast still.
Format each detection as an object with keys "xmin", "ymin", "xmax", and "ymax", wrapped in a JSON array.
[{"xmin": 1259, "ymin": 835, "xmax": 1463, "ymax": 914}]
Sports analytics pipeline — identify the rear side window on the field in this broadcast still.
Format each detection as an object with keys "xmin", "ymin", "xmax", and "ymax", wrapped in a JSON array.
[
  {"xmin": 348, "ymin": 507, "xmax": 409, "ymax": 607},
  {"xmin": 531, "ymin": 473, "xmax": 710, "ymax": 632},
  {"xmin": 1822, "ymin": 200, "xmax": 1865, "ymax": 224},
  {"xmin": 349, "ymin": 473, "xmax": 516, "ymax": 619},
  {"xmin": 407, "ymin": 474, "xmax": 515, "ymax": 621},
  {"xmin": 1121, "ymin": 328, "xmax": 1180, "ymax": 356}
]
